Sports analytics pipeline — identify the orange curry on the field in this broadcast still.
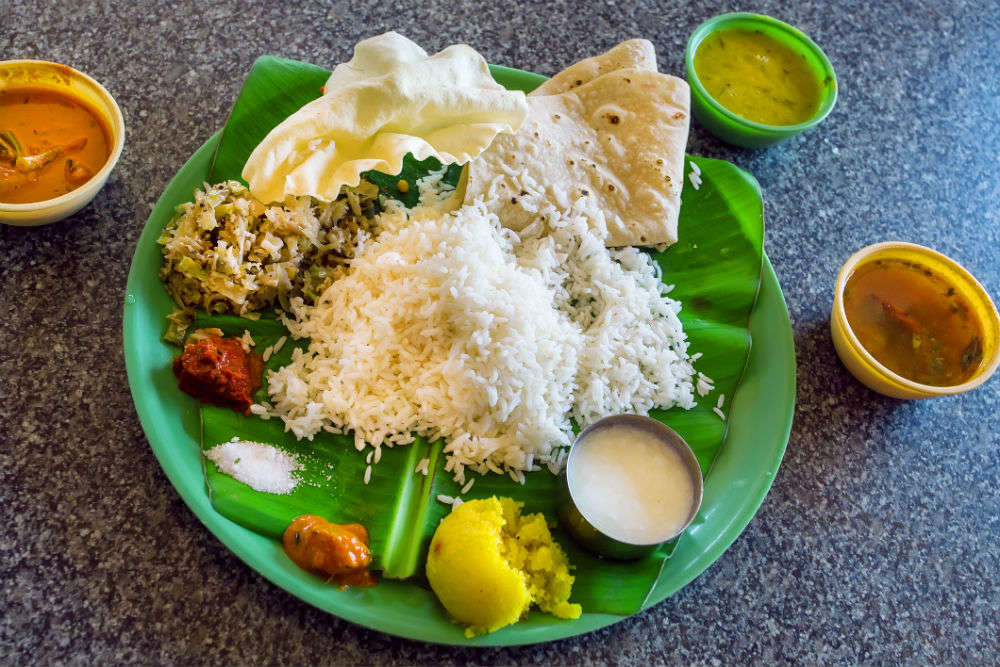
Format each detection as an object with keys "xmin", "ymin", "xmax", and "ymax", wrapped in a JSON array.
[
  {"xmin": 282, "ymin": 515, "xmax": 377, "ymax": 588},
  {"xmin": 172, "ymin": 337, "xmax": 264, "ymax": 414},
  {"xmin": 0, "ymin": 88, "xmax": 111, "ymax": 203},
  {"xmin": 844, "ymin": 258, "xmax": 984, "ymax": 386}
]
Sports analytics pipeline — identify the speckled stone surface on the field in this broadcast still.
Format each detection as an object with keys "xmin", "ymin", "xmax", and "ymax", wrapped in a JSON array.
[{"xmin": 2, "ymin": 0, "xmax": 998, "ymax": 664}]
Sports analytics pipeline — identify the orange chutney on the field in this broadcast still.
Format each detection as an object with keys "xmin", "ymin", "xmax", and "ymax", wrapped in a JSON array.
[
  {"xmin": 282, "ymin": 515, "xmax": 377, "ymax": 589},
  {"xmin": 844, "ymin": 257, "xmax": 984, "ymax": 386},
  {"xmin": 0, "ymin": 88, "xmax": 111, "ymax": 204}
]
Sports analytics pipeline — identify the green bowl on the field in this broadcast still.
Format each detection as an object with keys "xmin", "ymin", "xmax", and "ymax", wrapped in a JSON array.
[{"xmin": 685, "ymin": 13, "xmax": 838, "ymax": 148}]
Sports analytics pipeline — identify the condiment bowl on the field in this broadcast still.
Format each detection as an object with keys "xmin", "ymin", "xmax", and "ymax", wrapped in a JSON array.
[
  {"xmin": 685, "ymin": 13, "xmax": 838, "ymax": 148},
  {"xmin": 556, "ymin": 414, "xmax": 704, "ymax": 560},
  {"xmin": 831, "ymin": 242, "xmax": 1000, "ymax": 399},
  {"xmin": 0, "ymin": 60, "xmax": 125, "ymax": 226}
]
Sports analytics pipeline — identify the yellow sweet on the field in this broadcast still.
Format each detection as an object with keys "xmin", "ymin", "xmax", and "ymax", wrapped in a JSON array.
[{"xmin": 425, "ymin": 497, "xmax": 582, "ymax": 637}]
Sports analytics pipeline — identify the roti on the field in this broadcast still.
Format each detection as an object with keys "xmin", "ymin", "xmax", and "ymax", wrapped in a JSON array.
[
  {"xmin": 530, "ymin": 39, "xmax": 658, "ymax": 96},
  {"xmin": 466, "ymin": 68, "xmax": 690, "ymax": 248}
]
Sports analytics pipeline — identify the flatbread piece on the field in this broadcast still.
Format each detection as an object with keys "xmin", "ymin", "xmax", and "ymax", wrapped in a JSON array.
[
  {"xmin": 530, "ymin": 39, "xmax": 658, "ymax": 96},
  {"xmin": 466, "ymin": 68, "xmax": 690, "ymax": 247}
]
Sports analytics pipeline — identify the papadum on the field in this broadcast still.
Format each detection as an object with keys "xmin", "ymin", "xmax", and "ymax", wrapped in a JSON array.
[{"xmin": 244, "ymin": 32, "xmax": 528, "ymax": 204}]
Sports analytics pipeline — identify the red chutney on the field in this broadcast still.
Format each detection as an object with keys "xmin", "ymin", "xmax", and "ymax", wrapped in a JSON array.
[
  {"xmin": 172, "ymin": 337, "xmax": 264, "ymax": 414},
  {"xmin": 282, "ymin": 515, "xmax": 377, "ymax": 589}
]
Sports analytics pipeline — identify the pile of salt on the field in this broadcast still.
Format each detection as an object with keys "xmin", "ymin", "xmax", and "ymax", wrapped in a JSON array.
[{"xmin": 204, "ymin": 438, "xmax": 302, "ymax": 495}]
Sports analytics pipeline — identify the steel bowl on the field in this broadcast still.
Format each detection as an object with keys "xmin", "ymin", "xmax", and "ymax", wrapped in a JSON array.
[{"xmin": 557, "ymin": 414, "xmax": 704, "ymax": 560}]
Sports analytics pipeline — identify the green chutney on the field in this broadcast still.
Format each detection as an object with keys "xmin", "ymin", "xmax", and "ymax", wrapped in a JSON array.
[{"xmin": 694, "ymin": 28, "xmax": 822, "ymax": 126}]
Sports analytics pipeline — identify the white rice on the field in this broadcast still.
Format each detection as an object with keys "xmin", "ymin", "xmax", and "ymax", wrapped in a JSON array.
[
  {"xmin": 240, "ymin": 330, "xmax": 255, "ymax": 352},
  {"xmin": 266, "ymin": 203, "xmax": 582, "ymax": 481},
  {"xmin": 415, "ymin": 167, "xmax": 458, "ymax": 206},
  {"xmin": 272, "ymin": 335, "xmax": 287, "ymax": 356},
  {"xmin": 263, "ymin": 176, "xmax": 701, "ymax": 481},
  {"xmin": 514, "ymin": 203, "xmax": 698, "ymax": 426},
  {"xmin": 688, "ymin": 163, "xmax": 702, "ymax": 190},
  {"xmin": 696, "ymin": 372, "xmax": 715, "ymax": 397}
]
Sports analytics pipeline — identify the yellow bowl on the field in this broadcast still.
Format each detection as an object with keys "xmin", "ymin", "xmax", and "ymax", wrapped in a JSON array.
[
  {"xmin": 0, "ymin": 60, "xmax": 125, "ymax": 226},
  {"xmin": 831, "ymin": 242, "xmax": 1000, "ymax": 399}
]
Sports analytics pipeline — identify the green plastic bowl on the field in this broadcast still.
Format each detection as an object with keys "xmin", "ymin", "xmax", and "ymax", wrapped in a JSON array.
[{"xmin": 685, "ymin": 13, "xmax": 838, "ymax": 148}]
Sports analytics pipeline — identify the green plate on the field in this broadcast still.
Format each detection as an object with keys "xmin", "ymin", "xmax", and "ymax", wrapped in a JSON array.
[{"xmin": 123, "ymin": 65, "xmax": 795, "ymax": 646}]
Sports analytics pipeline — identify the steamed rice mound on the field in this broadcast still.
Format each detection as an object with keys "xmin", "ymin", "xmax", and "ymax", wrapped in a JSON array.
[
  {"xmin": 425, "ymin": 497, "xmax": 581, "ymax": 637},
  {"xmin": 266, "ymin": 202, "xmax": 582, "ymax": 479},
  {"xmin": 261, "ymin": 192, "xmax": 699, "ymax": 482}
]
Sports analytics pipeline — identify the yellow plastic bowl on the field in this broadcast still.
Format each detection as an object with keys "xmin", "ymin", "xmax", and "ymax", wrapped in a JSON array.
[
  {"xmin": 831, "ymin": 242, "xmax": 1000, "ymax": 399},
  {"xmin": 0, "ymin": 60, "xmax": 125, "ymax": 226}
]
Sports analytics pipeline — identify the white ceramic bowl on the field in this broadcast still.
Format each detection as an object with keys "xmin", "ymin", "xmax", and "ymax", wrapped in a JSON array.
[{"xmin": 0, "ymin": 60, "xmax": 125, "ymax": 226}]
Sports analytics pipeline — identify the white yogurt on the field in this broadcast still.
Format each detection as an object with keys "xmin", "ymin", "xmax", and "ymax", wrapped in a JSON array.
[{"xmin": 568, "ymin": 424, "xmax": 696, "ymax": 544}]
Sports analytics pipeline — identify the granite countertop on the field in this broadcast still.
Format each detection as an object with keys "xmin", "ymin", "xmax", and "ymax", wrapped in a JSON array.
[{"xmin": 2, "ymin": 1, "xmax": 998, "ymax": 664}]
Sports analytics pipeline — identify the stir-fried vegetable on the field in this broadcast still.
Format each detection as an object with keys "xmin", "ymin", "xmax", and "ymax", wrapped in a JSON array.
[{"xmin": 157, "ymin": 179, "xmax": 381, "ymax": 343}]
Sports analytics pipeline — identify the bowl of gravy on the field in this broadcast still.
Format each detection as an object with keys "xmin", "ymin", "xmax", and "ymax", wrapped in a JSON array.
[
  {"xmin": 0, "ymin": 60, "xmax": 125, "ymax": 226},
  {"xmin": 831, "ymin": 242, "xmax": 1000, "ymax": 399},
  {"xmin": 685, "ymin": 13, "xmax": 837, "ymax": 147}
]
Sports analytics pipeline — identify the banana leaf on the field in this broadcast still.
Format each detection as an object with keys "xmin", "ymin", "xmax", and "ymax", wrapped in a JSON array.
[{"xmin": 192, "ymin": 56, "xmax": 763, "ymax": 617}]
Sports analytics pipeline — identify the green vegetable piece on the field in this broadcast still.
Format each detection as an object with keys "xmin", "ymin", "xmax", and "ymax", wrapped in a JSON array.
[
  {"xmin": 177, "ymin": 256, "xmax": 209, "ymax": 281},
  {"xmin": 961, "ymin": 336, "xmax": 983, "ymax": 371},
  {"xmin": 214, "ymin": 203, "xmax": 236, "ymax": 220},
  {"xmin": 0, "ymin": 131, "xmax": 22, "ymax": 163},
  {"xmin": 163, "ymin": 320, "xmax": 186, "ymax": 346}
]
